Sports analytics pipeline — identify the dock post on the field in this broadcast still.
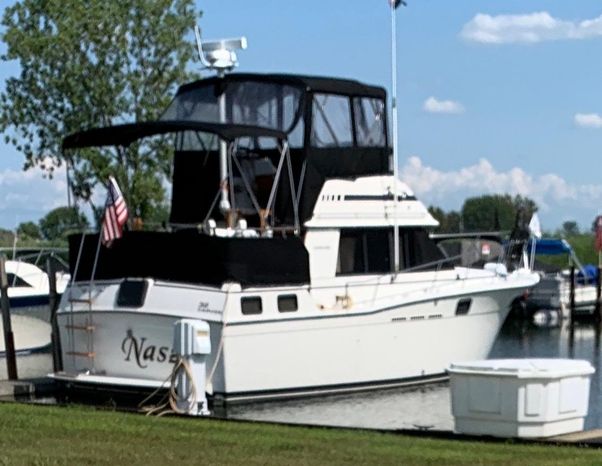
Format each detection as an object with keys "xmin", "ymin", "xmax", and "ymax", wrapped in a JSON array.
[
  {"xmin": 0, "ymin": 254, "xmax": 18, "ymax": 380},
  {"xmin": 570, "ymin": 265, "xmax": 576, "ymax": 323},
  {"xmin": 594, "ymin": 266, "xmax": 602, "ymax": 326},
  {"xmin": 47, "ymin": 256, "xmax": 63, "ymax": 372}
]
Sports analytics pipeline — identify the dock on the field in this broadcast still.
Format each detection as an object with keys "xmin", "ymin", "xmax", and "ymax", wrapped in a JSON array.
[{"xmin": 0, "ymin": 377, "xmax": 56, "ymax": 400}]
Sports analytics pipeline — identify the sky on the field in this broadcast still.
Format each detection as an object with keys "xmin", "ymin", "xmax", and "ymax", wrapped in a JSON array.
[{"xmin": 1, "ymin": 0, "xmax": 602, "ymax": 231}]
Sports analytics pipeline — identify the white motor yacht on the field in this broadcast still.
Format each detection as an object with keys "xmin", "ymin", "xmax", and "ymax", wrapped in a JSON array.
[{"xmin": 52, "ymin": 73, "xmax": 539, "ymax": 402}]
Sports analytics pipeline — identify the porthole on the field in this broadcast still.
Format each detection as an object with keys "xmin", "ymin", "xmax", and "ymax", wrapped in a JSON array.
[
  {"xmin": 278, "ymin": 294, "xmax": 298, "ymax": 312},
  {"xmin": 241, "ymin": 296, "xmax": 262, "ymax": 315}
]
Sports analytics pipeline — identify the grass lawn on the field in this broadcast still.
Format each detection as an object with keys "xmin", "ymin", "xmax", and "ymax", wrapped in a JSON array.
[{"xmin": 0, "ymin": 402, "xmax": 600, "ymax": 465}]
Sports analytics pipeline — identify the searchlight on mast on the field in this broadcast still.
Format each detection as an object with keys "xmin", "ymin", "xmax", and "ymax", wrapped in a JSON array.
[{"xmin": 194, "ymin": 26, "xmax": 247, "ymax": 220}]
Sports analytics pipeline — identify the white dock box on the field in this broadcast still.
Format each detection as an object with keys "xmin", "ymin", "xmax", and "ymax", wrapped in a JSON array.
[{"xmin": 448, "ymin": 359, "xmax": 594, "ymax": 438}]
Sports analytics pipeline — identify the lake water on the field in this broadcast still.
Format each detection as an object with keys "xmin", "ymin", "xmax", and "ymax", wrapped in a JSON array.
[
  {"xmin": 2, "ymin": 317, "xmax": 602, "ymax": 431},
  {"xmin": 225, "ymin": 318, "xmax": 602, "ymax": 431}
]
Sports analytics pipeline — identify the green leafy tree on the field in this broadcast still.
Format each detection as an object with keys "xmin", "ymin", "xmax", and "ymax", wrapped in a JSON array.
[
  {"xmin": 560, "ymin": 220, "xmax": 580, "ymax": 237},
  {"xmin": 428, "ymin": 206, "xmax": 461, "ymax": 233},
  {"xmin": 39, "ymin": 206, "xmax": 89, "ymax": 240},
  {"xmin": 0, "ymin": 228, "xmax": 16, "ymax": 247},
  {"xmin": 17, "ymin": 221, "xmax": 42, "ymax": 240},
  {"xmin": 0, "ymin": 0, "xmax": 199, "ymax": 221},
  {"xmin": 461, "ymin": 194, "xmax": 537, "ymax": 232}
]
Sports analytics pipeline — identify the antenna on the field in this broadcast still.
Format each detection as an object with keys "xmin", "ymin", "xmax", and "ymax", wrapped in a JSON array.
[{"xmin": 194, "ymin": 26, "xmax": 247, "ymax": 75}]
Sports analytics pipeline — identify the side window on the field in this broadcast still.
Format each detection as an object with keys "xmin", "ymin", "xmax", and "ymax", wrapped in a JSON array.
[
  {"xmin": 241, "ymin": 296, "xmax": 262, "ymax": 315},
  {"xmin": 354, "ymin": 98, "xmax": 386, "ymax": 147},
  {"xmin": 336, "ymin": 229, "xmax": 391, "ymax": 275},
  {"xmin": 278, "ymin": 295, "xmax": 298, "ymax": 312},
  {"xmin": 311, "ymin": 94, "xmax": 353, "ymax": 148}
]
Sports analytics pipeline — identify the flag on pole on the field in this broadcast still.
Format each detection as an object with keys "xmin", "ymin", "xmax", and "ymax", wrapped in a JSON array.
[
  {"xmin": 390, "ymin": 0, "xmax": 406, "ymax": 8},
  {"xmin": 101, "ymin": 176, "xmax": 128, "ymax": 247},
  {"xmin": 528, "ymin": 213, "xmax": 542, "ymax": 239}
]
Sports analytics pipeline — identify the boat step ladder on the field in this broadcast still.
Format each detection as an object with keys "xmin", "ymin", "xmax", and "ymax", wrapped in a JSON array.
[{"xmin": 66, "ymin": 287, "xmax": 96, "ymax": 367}]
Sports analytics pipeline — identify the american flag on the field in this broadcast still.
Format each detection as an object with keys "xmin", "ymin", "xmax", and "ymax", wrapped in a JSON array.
[{"xmin": 101, "ymin": 176, "xmax": 128, "ymax": 247}]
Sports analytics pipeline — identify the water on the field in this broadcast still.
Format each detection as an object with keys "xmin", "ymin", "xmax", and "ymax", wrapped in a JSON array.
[
  {"xmin": 0, "ymin": 351, "xmax": 52, "ymax": 380},
  {"xmin": 226, "ymin": 318, "xmax": 602, "ymax": 431},
  {"xmin": 2, "ymin": 316, "xmax": 602, "ymax": 431}
]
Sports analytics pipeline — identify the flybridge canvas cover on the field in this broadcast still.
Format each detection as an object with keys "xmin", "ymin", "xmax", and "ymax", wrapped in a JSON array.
[
  {"xmin": 62, "ymin": 73, "xmax": 392, "ymax": 227},
  {"xmin": 165, "ymin": 74, "xmax": 391, "ymax": 225}
]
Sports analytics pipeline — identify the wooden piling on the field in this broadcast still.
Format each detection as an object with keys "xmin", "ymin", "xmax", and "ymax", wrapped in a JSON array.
[
  {"xmin": 47, "ymin": 256, "xmax": 63, "ymax": 373},
  {"xmin": 0, "ymin": 254, "xmax": 18, "ymax": 380},
  {"xmin": 569, "ymin": 265, "xmax": 576, "ymax": 324}
]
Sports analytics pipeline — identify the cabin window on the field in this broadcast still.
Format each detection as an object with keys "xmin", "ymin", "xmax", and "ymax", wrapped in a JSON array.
[
  {"xmin": 336, "ymin": 229, "xmax": 391, "ymax": 275},
  {"xmin": 456, "ymin": 298, "xmax": 472, "ymax": 315},
  {"xmin": 311, "ymin": 94, "xmax": 353, "ymax": 148},
  {"xmin": 336, "ymin": 228, "xmax": 450, "ymax": 275},
  {"xmin": 278, "ymin": 294, "xmax": 298, "ymax": 312},
  {"xmin": 241, "ymin": 296, "xmax": 263, "ymax": 315},
  {"xmin": 117, "ymin": 279, "xmax": 149, "ymax": 308},
  {"xmin": 6, "ymin": 273, "xmax": 31, "ymax": 288},
  {"xmin": 354, "ymin": 98, "xmax": 386, "ymax": 147}
]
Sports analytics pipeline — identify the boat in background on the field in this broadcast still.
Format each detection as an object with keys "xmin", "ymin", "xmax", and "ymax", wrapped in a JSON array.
[
  {"xmin": 0, "ymin": 250, "xmax": 69, "ymax": 355},
  {"xmin": 525, "ymin": 239, "xmax": 597, "ymax": 319},
  {"xmin": 4, "ymin": 253, "xmax": 70, "ymax": 322}
]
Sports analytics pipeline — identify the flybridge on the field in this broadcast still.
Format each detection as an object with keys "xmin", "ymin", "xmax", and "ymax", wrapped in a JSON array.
[
  {"xmin": 64, "ymin": 73, "xmax": 392, "ymax": 232},
  {"xmin": 164, "ymin": 73, "xmax": 392, "ymax": 227}
]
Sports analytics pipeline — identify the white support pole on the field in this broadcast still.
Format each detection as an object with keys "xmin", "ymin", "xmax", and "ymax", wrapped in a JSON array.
[
  {"xmin": 391, "ymin": 3, "xmax": 400, "ymax": 274},
  {"xmin": 218, "ymin": 74, "xmax": 231, "ymax": 219}
]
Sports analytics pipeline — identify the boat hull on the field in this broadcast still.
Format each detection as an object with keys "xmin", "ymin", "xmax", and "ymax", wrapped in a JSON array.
[{"xmin": 54, "ymin": 276, "xmax": 529, "ymax": 401}]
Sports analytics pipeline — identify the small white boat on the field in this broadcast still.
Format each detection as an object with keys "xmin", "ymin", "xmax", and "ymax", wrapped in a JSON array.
[
  {"xmin": 0, "ymin": 259, "xmax": 69, "ymax": 355},
  {"xmin": 525, "ymin": 239, "xmax": 598, "ymax": 319},
  {"xmin": 0, "ymin": 315, "xmax": 51, "ymax": 355},
  {"xmin": 6, "ymin": 260, "xmax": 70, "ymax": 322}
]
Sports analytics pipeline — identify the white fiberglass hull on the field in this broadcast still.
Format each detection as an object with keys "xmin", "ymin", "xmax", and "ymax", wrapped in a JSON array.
[{"xmin": 54, "ymin": 269, "xmax": 538, "ymax": 401}]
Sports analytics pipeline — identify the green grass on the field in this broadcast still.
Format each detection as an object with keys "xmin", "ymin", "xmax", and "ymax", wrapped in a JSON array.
[{"xmin": 0, "ymin": 403, "xmax": 601, "ymax": 465}]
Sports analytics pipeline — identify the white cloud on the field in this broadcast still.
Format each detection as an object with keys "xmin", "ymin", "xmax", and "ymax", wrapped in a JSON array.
[
  {"xmin": 0, "ymin": 163, "xmax": 68, "ymax": 228},
  {"xmin": 574, "ymin": 113, "xmax": 602, "ymax": 129},
  {"xmin": 461, "ymin": 12, "xmax": 602, "ymax": 44},
  {"xmin": 400, "ymin": 156, "xmax": 602, "ymax": 215},
  {"xmin": 423, "ymin": 96, "xmax": 464, "ymax": 114}
]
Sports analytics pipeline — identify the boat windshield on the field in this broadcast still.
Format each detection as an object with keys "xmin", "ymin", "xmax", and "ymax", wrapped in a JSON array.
[{"xmin": 160, "ymin": 80, "xmax": 303, "ymax": 134}]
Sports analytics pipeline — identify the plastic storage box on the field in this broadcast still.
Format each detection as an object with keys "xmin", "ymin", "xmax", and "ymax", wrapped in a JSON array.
[{"xmin": 448, "ymin": 359, "xmax": 595, "ymax": 438}]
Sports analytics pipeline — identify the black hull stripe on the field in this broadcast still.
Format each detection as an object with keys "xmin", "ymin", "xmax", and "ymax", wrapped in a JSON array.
[{"xmin": 56, "ymin": 372, "xmax": 448, "ymax": 404}]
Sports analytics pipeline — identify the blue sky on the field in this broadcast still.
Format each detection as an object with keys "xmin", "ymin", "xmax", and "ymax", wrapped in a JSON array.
[{"xmin": 1, "ymin": 0, "xmax": 602, "ymax": 231}]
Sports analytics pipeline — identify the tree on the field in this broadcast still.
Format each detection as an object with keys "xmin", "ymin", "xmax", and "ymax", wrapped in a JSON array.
[
  {"xmin": 17, "ymin": 221, "xmax": 42, "ymax": 240},
  {"xmin": 428, "ymin": 206, "xmax": 461, "ymax": 233},
  {"xmin": 0, "ymin": 0, "xmax": 199, "ymax": 221},
  {"xmin": 560, "ymin": 220, "xmax": 580, "ymax": 237},
  {"xmin": 39, "ymin": 206, "xmax": 89, "ymax": 240},
  {"xmin": 461, "ymin": 194, "xmax": 537, "ymax": 232}
]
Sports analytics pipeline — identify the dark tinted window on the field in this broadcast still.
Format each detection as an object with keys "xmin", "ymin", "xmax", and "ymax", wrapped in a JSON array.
[
  {"xmin": 117, "ymin": 280, "xmax": 148, "ymax": 308},
  {"xmin": 241, "ymin": 296, "xmax": 262, "ymax": 315},
  {"xmin": 337, "ymin": 229, "xmax": 390, "ymax": 275},
  {"xmin": 278, "ymin": 294, "xmax": 298, "ymax": 312},
  {"xmin": 336, "ymin": 228, "xmax": 450, "ymax": 276}
]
